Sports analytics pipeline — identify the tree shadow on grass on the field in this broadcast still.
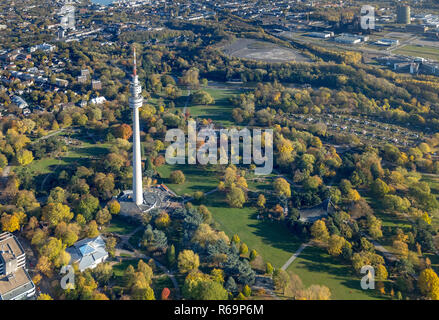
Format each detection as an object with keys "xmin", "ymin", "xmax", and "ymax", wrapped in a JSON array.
[
  {"xmin": 290, "ymin": 246, "xmax": 387, "ymax": 300},
  {"xmin": 247, "ymin": 219, "xmax": 302, "ymax": 256},
  {"xmin": 205, "ymin": 193, "xmax": 302, "ymax": 255}
]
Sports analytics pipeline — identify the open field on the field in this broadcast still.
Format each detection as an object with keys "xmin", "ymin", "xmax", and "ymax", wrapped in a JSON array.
[
  {"xmin": 222, "ymin": 38, "xmax": 311, "ymax": 63},
  {"xmin": 204, "ymin": 192, "xmax": 302, "ymax": 268},
  {"xmin": 204, "ymin": 186, "xmax": 385, "ymax": 300},
  {"xmin": 23, "ymin": 138, "xmax": 110, "ymax": 176},
  {"xmin": 105, "ymin": 215, "xmax": 139, "ymax": 235},
  {"xmin": 186, "ymin": 87, "xmax": 242, "ymax": 127},
  {"xmin": 394, "ymin": 45, "xmax": 439, "ymax": 61},
  {"xmin": 286, "ymin": 245, "xmax": 387, "ymax": 300},
  {"xmin": 157, "ymin": 164, "xmax": 220, "ymax": 196}
]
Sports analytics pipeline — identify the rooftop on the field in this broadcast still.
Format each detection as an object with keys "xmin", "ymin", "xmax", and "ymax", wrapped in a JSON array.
[
  {"xmin": 66, "ymin": 236, "xmax": 108, "ymax": 272},
  {"xmin": 0, "ymin": 267, "xmax": 35, "ymax": 300},
  {"xmin": 0, "ymin": 233, "xmax": 24, "ymax": 265}
]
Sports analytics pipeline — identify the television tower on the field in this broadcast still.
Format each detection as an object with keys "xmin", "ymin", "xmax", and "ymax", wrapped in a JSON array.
[{"xmin": 129, "ymin": 47, "xmax": 144, "ymax": 206}]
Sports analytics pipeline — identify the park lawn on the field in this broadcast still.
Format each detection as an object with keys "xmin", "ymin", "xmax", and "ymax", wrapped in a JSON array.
[
  {"xmin": 286, "ymin": 245, "xmax": 387, "ymax": 300},
  {"xmin": 203, "ymin": 192, "xmax": 302, "ymax": 269},
  {"xmin": 105, "ymin": 215, "xmax": 139, "ymax": 235},
  {"xmin": 112, "ymin": 258, "xmax": 142, "ymax": 286},
  {"xmin": 394, "ymin": 45, "xmax": 439, "ymax": 62},
  {"xmin": 22, "ymin": 157, "xmax": 62, "ymax": 175},
  {"xmin": 246, "ymin": 172, "xmax": 279, "ymax": 193},
  {"xmin": 157, "ymin": 164, "xmax": 220, "ymax": 196},
  {"xmin": 25, "ymin": 141, "xmax": 111, "ymax": 176},
  {"xmin": 361, "ymin": 193, "xmax": 411, "ymax": 250},
  {"xmin": 181, "ymin": 86, "xmax": 241, "ymax": 126},
  {"xmin": 129, "ymin": 228, "xmax": 145, "ymax": 248}
]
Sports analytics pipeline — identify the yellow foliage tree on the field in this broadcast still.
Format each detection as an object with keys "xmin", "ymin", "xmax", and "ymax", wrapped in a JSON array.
[
  {"xmin": 418, "ymin": 268, "xmax": 439, "ymax": 300},
  {"xmin": 1, "ymin": 213, "xmax": 20, "ymax": 232}
]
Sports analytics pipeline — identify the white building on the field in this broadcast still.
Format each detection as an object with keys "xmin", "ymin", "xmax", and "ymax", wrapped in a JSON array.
[
  {"xmin": 66, "ymin": 236, "xmax": 108, "ymax": 272},
  {"xmin": 90, "ymin": 96, "xmax": 106, "ymax": 105},
  {"xmin": 11, "ymin": 96, "xmax": 28, "ymax": 109}
]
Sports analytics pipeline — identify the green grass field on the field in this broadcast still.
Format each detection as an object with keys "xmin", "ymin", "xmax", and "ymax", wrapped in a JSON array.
[
  {"xmin": 179, "ymin": 86, "xmax": 242, "ymax": 126},
  {"xmin": 105, "ymin": 215, "xmax": 139, "ymax": 235},
  {"xmin": 286, "ymin": 245, "xmax": 387, "ymax": 300},
  {"xmin": 394, "ymin": 45, "xmax": 439, "ymax": 61},
  {"xmin": 128, "ymin": 228, "xmax": 145, "ymax": 248},
  {"xmin": 203, "ymin": 192, "xmax": 302, "ymax": 268},
  {"xmin": 112, "ymin": 259, "xmax": 142, "ymax": 286},
  {"xmin": 157, "ymin": 164, "xmax": 220, "ymax": 196},
  {"xmin": 24, "ymin": 141, "xmax": 111, "ymax": 176}
]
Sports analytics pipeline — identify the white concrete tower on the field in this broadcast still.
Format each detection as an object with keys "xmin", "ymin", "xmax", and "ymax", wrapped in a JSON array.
[{"xmin": 129, "ymin": 47, "xmax": 144, "ymax": 206}]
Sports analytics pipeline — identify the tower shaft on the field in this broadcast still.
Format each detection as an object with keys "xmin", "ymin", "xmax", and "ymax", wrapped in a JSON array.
[{"xmin": 129, "ymin": 48, "xmax": 143, "ymax": 206}]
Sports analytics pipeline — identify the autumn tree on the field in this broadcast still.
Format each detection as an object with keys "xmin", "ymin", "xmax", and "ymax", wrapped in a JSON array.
[
  {"xmin": 16, "ymin": 149, "xmax": 34, "ymax": 166},
  {"xmin": 226, "ymin": 186, "xmax": 246, "ymax": 208},
  {"xmin": 327, "ymin": 235, "xmax": 349, "ymax": 257},
  {"xmin": 178, "ymin": 250, "xmax": 200, "ymax": 273},
  {"xmin": 1, "ymin": 213, "xmax": 20, "ymax": 232},
  {"xmin": 42, "ymin": 203, "xmax": 73, "ymax": 227},
  {"xmin": 161, "ymin": 287, "xmax": 171, "ymax": 300},
  {"xmin": 311, "ymin": 219, "xmax": 329, "ymax": 242},
  {"xmin": 274, "ymin": 178, "xmax": 291, "ymax": 198},
  {"xmin": 257, "ymin": 194, "xmax": 266, "ymax": 208},
  {"xmin": 107, "ymin": 200, "xmax": 120, "ymax": 215},
  {"xmin": 170, "ymin": 170, "xmax": 185, "ymax": 184},
  {"xmin": 112, "ymin": 124, "xmax": 133, "ymax": 140},
  {"xmin": 418, "ymin": 268, "xmax": 439, "ymax": 300}
]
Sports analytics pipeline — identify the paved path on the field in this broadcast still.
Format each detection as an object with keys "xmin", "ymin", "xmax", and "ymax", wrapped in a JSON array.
[
  {"xmin": 30, "ymin": 128, "xmax": 66, "ymax": 145},
  {"xmin": 281, "ymin": 242, "xmax": 310, "ymax": 271},
  {"xmin": 182, "ymin": 89, "xmax": 191, "ymax": 114},
  {"xmin": 361, "ymin": 232, "xmax": 398, "ymax": 263},
  {"xmin": 182, "ymin": 187, "xmax": 218, "ymax": 203}
]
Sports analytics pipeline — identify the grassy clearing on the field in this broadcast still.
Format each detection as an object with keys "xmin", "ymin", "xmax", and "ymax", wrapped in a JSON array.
[
  {"xmin": 106, "ymin": 215, "xmax": 139, "ymax": 235},
  {"xmin": 128, "ymin": 228, "xmax": 145, "ymax": 248},
  {"xmin": 157, "ymin": 163, "xmax": 220, "ymax": 196},
  {"xmin": 24, "ymin": 141, "xmax": 111, "ymax": 177},
  {"xmin": 179, "ymin": 86, "xmax": 242, "ymax": 126},
  {"xmin": 203, "ymin": 192, "xmax": 302, "ymax": 268},
  {"xmin": 286, "ymin": 245, "xmax": 387, "ymax": 300},
  {"xmin": 112, "ymin": 258, "xmax": 141, "ymax": 285},
  {"xmin": 394, "ymin": 45, "xmax": 439, "ymax": 61}
]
